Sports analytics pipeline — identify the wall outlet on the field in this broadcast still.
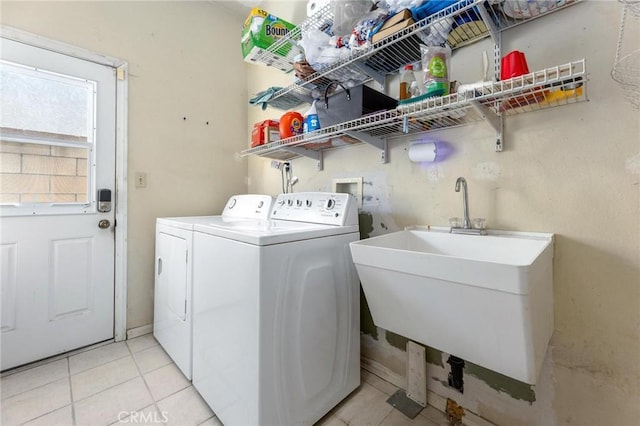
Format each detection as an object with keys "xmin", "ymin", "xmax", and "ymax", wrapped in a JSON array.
[
  {"xmin": 332, "ymin": 177, "xmax": 363, "ymax": 209},
  {"xmin": 135, "ymin": 172, "xmax": 147, "ymax": 188}
]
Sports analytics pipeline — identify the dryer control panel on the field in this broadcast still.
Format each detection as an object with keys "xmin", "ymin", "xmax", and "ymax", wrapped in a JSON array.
[
  {"xmin": 271, "ymin": 192, "xmax": 358, "ymax": 226},
  {"xmin": 222, "ymin": 194, "xmax": 273, "ymax": 219}
]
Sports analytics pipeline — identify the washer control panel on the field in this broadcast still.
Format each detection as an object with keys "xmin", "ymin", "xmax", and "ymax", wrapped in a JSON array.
[
  {"xmin": 222, "ymin": 194, "xmax": 273, "ymax": 219},
  {"xmin": 271, "ymin": 192, "xmax": 358, "ymax": 226}
]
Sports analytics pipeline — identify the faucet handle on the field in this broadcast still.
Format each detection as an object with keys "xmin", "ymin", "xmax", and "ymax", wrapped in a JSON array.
[
  {"xmin": 472, "ymin": 218, "xmax": 487, "ymax": 230},
  {"xmin": 449, "ymin": 217, "xmax": 462, "ymax": 228}
]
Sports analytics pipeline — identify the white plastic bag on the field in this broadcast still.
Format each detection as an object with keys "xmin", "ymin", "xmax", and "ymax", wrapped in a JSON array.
[
  {"xmin": 299, "ymin": 29, "xmax": 351, "ymax": 71},
  {"xmin": 299, "ymin": 29, "xmax": 332, "ymax": 67},
  {"xmin": 378, "ymin": 0, "xmax": 423, "ymax": 14},
  {"xmin": 332, "ymin": 0, "xmax": 374, "ymax": 36}
]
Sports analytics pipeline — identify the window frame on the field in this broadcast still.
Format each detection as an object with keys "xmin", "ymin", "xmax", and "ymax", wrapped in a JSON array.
[{"xmin": 0, "ymin": 59, "xmax": 98, "ymax": 216}]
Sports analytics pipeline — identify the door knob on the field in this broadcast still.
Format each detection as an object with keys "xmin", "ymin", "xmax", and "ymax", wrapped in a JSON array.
[{"xmin": 98, "ymin": 219, "xmax": 111, "ymax": 229}]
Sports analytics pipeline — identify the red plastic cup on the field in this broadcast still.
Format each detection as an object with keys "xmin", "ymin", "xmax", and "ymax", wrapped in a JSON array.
[{"xmin": 501, "ymin": 50, "xmax": 530, "ymax": 80}]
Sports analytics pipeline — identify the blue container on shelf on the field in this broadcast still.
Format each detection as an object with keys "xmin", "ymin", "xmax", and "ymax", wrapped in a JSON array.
[{"xmin": 411, "ymin": 0, "xmax": 459, "ymax": 21}]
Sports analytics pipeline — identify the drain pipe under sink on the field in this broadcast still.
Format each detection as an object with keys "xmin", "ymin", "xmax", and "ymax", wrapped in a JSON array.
[{"xmin": 447, "ymin": 355, "xmax": 465, "ymax": 393}]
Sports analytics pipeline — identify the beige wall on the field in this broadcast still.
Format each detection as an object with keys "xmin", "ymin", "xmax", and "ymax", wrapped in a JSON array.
[
  {"xmin": 1, "ymin": 1, "xmax": 249, "ymax": 329},
  {"xmin": 247, "ymin": 1, "xmax": 640, "ymax": 424}
]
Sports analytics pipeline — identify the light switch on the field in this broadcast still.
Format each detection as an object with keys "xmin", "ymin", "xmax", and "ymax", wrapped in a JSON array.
[{"xmin": 135, "ymin": 172, "xmax": 147, "ymax": 188}]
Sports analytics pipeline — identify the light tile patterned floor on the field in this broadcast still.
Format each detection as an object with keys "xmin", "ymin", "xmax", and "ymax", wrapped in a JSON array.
[{"xmin": 1, "ymin": 336, "xmax": 448, "ymax": 426}]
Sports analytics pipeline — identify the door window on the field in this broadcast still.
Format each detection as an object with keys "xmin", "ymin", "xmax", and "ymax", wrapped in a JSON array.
[{"xmin": 0, "ymin": 60, "xmax": 96, "ymax": 215}]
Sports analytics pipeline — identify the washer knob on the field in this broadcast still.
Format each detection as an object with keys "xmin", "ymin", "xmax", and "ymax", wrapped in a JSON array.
[
  {"xmin": 296, "ymin": 199, "xmax": 302, "ymax": 207},
  {"xmin": 306, "ymin": 199, "xmax": 312, "ymax": 207},
  {"xmin": 325, "ymin": 198, "xmax": 336, "ymax": 210},
  {"xmin": 287, "ymin": 199, "xmax": 294, "ymax": 206}
]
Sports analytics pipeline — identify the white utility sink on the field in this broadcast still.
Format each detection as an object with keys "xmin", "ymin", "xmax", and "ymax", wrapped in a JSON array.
[{"xmin": 350, "ymin": 228, "xmax": 554, "ymax": 384}]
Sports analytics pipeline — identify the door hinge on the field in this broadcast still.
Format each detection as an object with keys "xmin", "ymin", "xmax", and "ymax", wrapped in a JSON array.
[{"xmin": 116, "ymin": 67, "xmax": 126, "ymax": 81}]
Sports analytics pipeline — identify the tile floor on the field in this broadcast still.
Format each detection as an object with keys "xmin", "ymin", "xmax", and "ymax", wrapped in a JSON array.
[{"xmin": 1, "ymin": 336, "xmax": 449, "ymax": 426}]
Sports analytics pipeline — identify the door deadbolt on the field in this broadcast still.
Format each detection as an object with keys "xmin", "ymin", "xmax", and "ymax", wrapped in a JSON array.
[
  {"xmin": 98, "ymin": 219, "xmax": 111, "ymax": 229},
  {"xmin": 97, "ymin": 189, "xmax": 112, "ymax": 212}
]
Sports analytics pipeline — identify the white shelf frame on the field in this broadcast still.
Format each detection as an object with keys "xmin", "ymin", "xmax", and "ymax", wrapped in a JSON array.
[
  {"xmin": 241, "ymin": 60, "xmax": 588, "ymax": 167},
  {"xmin": 250, "ymin": 0, "xmax": 582, "ymax": 110}
]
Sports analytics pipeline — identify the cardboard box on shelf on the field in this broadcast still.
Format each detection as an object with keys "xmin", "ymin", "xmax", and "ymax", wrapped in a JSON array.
[
  {"xmin": 372, "ymin": 16, "xmax": 415, "ymax": 44},
  {"xmin": 264, "ymin": 125, "xmax": 280, "ymax": 144},
  {"xmin": 251, "ymin": 120, "xmax": 280, "ymax": 147},
  {"xmin": 379, "ymin": 9, "xmax": 412, "ymax": 31}
]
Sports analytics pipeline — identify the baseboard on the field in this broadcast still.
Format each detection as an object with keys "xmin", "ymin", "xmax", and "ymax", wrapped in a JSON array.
[
  {"xmin": 361, "ymin": 355, "xmax": 407, "ymax": 390},
  {"xmin": 126, "ymin": 324, "xmax": 153, "ymax": 340},
  {"xmin": 460, "ymin": 407, "xmax": 497, "ymax": 426},
  {"xmin": 426, "ymin": 390, "xmax": 448, "ymax": 414}
]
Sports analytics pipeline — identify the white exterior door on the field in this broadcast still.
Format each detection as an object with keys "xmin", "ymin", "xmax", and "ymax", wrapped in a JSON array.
[{"xmin": 0, "ymin": 38, "xmax": 117, "ymax": 370}]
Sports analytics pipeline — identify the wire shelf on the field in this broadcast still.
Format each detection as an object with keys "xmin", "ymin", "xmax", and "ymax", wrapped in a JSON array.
[
  {"xmin": 250, "ymin": 0, "xmax": 583, "ymax": 108},
  {"xmin": 611, "ymin": 2, "xmax": 640, "ymax": 110},
  {"xmin": 240, "ymin": 60, "xmax": 587, "ymax": 161},
  {"xmin": 619, "ymin": 0, "xmax": 640, "ymax": 16}
]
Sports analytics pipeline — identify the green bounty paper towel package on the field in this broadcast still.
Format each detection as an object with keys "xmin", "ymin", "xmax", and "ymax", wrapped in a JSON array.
[{"xmin": 242, "ymin": 8, "xmax": 297, "ymax": 67}]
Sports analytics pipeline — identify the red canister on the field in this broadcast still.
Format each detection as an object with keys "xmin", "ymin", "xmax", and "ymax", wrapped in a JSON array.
[
  {"xmin": 279, "ymin": 111, "xmax": 304, "ymax": 139},
  {"xmin": 501, "ymin": 50, "xmax": 530, "ymax": 80}
]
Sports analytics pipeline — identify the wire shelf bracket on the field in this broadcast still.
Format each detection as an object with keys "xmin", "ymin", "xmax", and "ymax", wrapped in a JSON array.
[
  {"xmin": 281, "ymin": 146, "xmax": 324, "ymax": 170},
  {"xmin": 344, "ymin": 131, "xmax": 388, "ymax": 163},
  {"xmin": 352, "ymin": 61, "xmax": 386, "ymax": 86},
  {"xmin": 469, "ymin": 100, "xmax": 503, "ymax": 151}
]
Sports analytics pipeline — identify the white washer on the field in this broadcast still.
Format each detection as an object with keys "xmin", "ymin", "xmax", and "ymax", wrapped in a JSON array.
[
  {"xmin": 192, "ymin": 192, "xmax": 360, "ymax": 426},
  {"xmin": 153, "ymin": 194, "xmax": 273, "ymax": 380}
]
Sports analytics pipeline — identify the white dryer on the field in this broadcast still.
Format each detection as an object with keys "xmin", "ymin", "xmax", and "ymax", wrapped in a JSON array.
[
  {"xmin": 153, "ymin": 194, "xmax": 272, "ymax": 379},
  {"xmin": 192, "ymin": 192, "xmax": 360, "ymax": 426}
]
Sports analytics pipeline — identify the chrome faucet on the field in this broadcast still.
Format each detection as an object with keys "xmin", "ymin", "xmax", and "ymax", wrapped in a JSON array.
[
  {"xmin": 455, "ymin": 177, "xmax": 471, "ymax": 229},
  {"xmin": 451, "ymin": 177, "xmax": 487, "ymax": 235}
]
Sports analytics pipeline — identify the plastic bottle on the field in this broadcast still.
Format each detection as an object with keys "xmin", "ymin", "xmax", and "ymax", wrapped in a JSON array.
[
  {"xmin": 399, "ymin": 65, "xmax": 417, "ymax": 101},
  {"xmin": 409, "ymin": 80, "xmax": 421, "ymax": 98},
  {"xmin": 303, "ymin": 100, "xmax": 321, "ymax": 133}
]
